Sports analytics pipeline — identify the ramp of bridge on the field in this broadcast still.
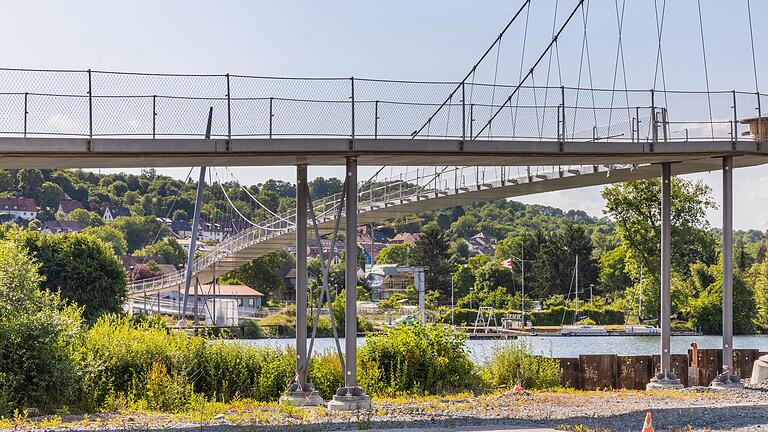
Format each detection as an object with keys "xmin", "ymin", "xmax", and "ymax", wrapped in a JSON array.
[{"xmin": 128, "ymin": 154, "xmax": 763, "ymax": 298}]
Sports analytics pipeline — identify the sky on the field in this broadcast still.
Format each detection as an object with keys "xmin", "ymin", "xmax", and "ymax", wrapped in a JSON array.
[{"xmin": 0, "ymin": 0, "xmax": 766, "ymax": 229}]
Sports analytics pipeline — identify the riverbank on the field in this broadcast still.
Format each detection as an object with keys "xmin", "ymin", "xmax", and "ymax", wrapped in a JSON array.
[{"xmin": 4, "ymin": 385, "xmax": 767, "ymax": 431}]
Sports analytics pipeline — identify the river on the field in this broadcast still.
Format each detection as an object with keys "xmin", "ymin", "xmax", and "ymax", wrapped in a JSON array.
[{"xmin": 229, "ymin": 335, "xmax": 768, "ymax": 364}]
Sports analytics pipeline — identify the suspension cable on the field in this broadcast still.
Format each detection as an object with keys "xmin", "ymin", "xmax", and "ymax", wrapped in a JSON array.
[
  {"xmin": 474, "ymin": 0, "xmax": 585, "ymax": 139},
  {"xmin": 411, "ymin": 0, "xmax": 532, "ymax": 138},
  {"xmin": 746, "ymin": 0, "xmax": 760, "ymax": 92},
  {"xmin": 696, "ymin": 0, "xmax": 715, "ymax": 139}
]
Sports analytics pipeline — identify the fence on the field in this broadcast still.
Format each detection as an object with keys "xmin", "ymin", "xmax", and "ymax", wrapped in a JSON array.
[{"xmin": 0, "ymin": 68, "xmax": 763, "ymax": 142}]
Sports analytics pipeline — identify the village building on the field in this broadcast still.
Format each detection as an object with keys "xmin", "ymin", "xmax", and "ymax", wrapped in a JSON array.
[
  {"xmin": 0, "ymin": 197, "xmax": 38, "ymax": 221},
  {"xmin": 42, "ymin": 220, "xmax": 88, "ymax": 234}
]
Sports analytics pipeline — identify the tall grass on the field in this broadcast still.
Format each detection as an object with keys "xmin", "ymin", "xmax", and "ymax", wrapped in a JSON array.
[{"xmin": 480, "ymin": 341, "xmax": 562, "ymax": 390}]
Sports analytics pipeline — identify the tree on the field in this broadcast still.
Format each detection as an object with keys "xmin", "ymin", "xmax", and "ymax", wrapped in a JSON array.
[
  {"xmin": 133, "ymin": 237, "xmax": 186, "ymax": 266},
  {"xmin": 598, "ymin": 244, "xmax": 633, "ymax": 294},
  {"xmin": 38, "ymin": 181, "xmax": 65, "ymax": 210},
  {"xmin": 82, "ymin": 225, "xmax": 128, "ymax": 255},
  {"xmin": 376, "ymin": 243, "xmax": 411, "ymax": 265},
  {"xmin": 450, "ymin": 214, "xmax": 479, "ymax": 238},
  {"xmin": 172, "ymin": 209, "xmax": 189, "ymax": 222},
  {"xmin": 602, "ymin": 178, "xmax": 717, "ymax": 280},
  {"xmin": 17, "ymin": 169, "xmax": 44, "ymax": 199},
  {"xmin": 685, "ymin": 263, "xmax": 756, "ymax": 335},
  {"xmin": 0, "ymin": 169, "xmax": 15, "ymax": 192},
  {"xmin": 0, "ymin": 240, "xmax": 83, "ymax": 414},
  {"xmin": 111, "ymin": 215, "xmax": 167, "ymax": 253},
  {"xmin": 221, "ymin": 250, "xmax": 295, "ymax": 301},
  {"xmin": 108, "ymin": 180, "xmax": 129, "ymax": 197},
  {"xmin": 12, "ymin": 230, "xmax": 127, "ymax": 322},
  {"xmin": 410, "ymin": 221, "xmax": 452, "ymax": 299}
]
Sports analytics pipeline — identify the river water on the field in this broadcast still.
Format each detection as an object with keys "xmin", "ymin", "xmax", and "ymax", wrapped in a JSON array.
[{"xmin": 231, "ymin": 335, "xmax": 768, "ymax": 364}]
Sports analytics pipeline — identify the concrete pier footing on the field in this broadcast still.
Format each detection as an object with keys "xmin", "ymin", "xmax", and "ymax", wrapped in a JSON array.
[
  {"xmin": 279, "ymin": 382, "xmax": 324, "ymax": 406},
  {"xmin": 646, "ymin": 372, "xmax": 684, "ymax": 390},
  {"xmin": 327, "ymin": 387, "xmax": 372, "ymax": 411}
]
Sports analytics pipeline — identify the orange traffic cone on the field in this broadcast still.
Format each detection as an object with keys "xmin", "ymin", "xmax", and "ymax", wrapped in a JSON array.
[
  {"xmin": 512, "ymin": 383, "xmax": 525, "ymax": 394},
  {"xmin": 642, "ymin": 411, "xmax": 654, "ymax": 432}
]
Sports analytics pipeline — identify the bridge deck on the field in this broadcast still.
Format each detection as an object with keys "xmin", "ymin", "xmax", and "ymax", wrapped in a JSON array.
[{"xmin": 0, "ymin": 138, "xmax": 764, "ymax": 168}]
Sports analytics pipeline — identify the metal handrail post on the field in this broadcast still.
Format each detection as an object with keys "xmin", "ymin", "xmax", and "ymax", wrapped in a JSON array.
[
  {"xmin": 23, "ymin": 92, "xmax": 28, "ymax": 138},
  {"xmin": 152, "ymin": 95, "xmax": 157, "ymax": 139},
  {"xmin": 87, "ymin": 69, "xmax": 93, "ymax": 145}
]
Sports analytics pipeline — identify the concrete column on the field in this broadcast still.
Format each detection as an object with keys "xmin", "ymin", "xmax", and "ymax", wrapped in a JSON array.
[
  {"xmin": 660, "ymin": 162, "xmax": 672, "ymax": 377},
  {"xmin": 647, "ymin": 162, "xmax": 682, "ymax": 390},
  {"xmin": 344, "ymin": 156, "xmax": 358, "ymax": 388},
  {"xmin": 295, "ymin": 165, "xmax": 308, "ymax": 389}
]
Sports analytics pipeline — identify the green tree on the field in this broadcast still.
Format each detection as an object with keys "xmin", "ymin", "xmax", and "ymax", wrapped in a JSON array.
[
  {"xmin": 82, "ymin": 225, "xmax": 128, "ymax": 255},
  {"xmin": 0, "ymin": 169, "xmax": 15, "ymax": 192},
  {"xmin": 38, "ymin": 181, "xmax": 65, "ymax": 210},
  {"xmin": 376, "ymin": 243, "xmax": 411, "ymax": 265},
  {"xmin": 410, "ymin": 221, "xmax": 452, "ymax": 299},
  {"xmin": 17, "ymin": 169, "xmax": 44, "ymax": 199},
  {"xmin": 686, "ymin": 263, "xmax": 756, "ymax": 335},
  {"xmin": 221, "ymin": 250, "xmax": 295, "ymax": 301},
  {"xmin": 108, "ymin": 180, "xmax": 129, "ymax": 197},
  {"xmin": 598, "ymin": 244, "xmax": 633, "ymax": 294},
  {"xmin": 602, "ymin": 178, "xmax": 717, "ymax": 280},
  {"xmin": 12, "ymin": 230, "xmax": 127, "ymax": 322},
  {"xmin": 133, "ymin": 237, "xmax": 186, "ymax": 266},
  {"xmin": 450, "ymin": 214, "xmax": 479, "ymax": 238},
  {"xmin": 111, "ymin": 215, "xmax": 167, "ymax": 253},
  {"xmin": 0, "ymin": 240, "xmax": 83, "ymax": 415}
]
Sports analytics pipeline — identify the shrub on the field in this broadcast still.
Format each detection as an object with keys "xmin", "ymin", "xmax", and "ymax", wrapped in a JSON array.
[
  {"xmin": 308, "ymin": 351, "xmax": 344, "ymax": 400},
  {"xmin": 130, "ymin": 361, "xmax": 197, "ymax": 413},
  {"xmin": 75, "ymin": 316, "xmax": 206, "ymax": 410},
  {"xmin": 481, "ymin": 341, "xmax": 562, "ymax": 390},
  {"xmin": 357, "ymin": 324, "xmax": 478, "ymax": 396},
  {"xmin": 0, "ymin": 240, "xmax": 83, "ymax": 415}
]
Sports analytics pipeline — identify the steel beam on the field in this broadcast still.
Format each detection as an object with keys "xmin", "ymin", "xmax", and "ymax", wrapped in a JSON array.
[
  {"xmin": 344, "ymin": 156, "xmax": 358, "ymax": 388},
  {"xmin": 181, "ymin": 108, "xmax": 212, "ymax": 322},
  {"xmin": 295, "ymin": 165, "xmax": 309, "ymax": 389},
  {"xmin": 660, "ymin": 162, "xmax": 672, "ymax": 377},
  {"xmin": 722, "ymin": 156, "xmax": 734, "ymax": 370}
]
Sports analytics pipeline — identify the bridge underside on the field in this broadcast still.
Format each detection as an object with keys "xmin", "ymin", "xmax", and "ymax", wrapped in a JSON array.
[{"xmin": 0, "ymin": 138, "xmax": 764, "ymax": 168}]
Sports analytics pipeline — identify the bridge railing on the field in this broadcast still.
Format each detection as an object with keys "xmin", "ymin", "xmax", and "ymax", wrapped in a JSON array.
[{"xmin": 0, "ymin": 68, "xmax": 763, "ymax": 143}]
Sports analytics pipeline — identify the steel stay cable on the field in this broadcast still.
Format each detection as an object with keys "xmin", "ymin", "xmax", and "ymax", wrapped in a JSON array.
[
  {"xmin": 474, "ymin": 0, "xmax": 585, "ymax": 140},
  {"xmin": 696, "ymin": 0, "xmax": 715, "ymax": 140},
  {"xmin": 512, "ymin": 1, "xmax": 532, "ymax": 136},
  {"xmin": 411, "ymin": 0, "xmax": 532, "ymax": 138},
  {"xmin": 304, "ymin": 179, "xmax": 347, "ymax": 376}
]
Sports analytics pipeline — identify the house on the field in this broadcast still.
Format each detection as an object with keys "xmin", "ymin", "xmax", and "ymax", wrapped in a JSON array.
[
  {"xmin": 390, "ymin": 232, "xmax": 421, "ymax": 245},
  {"xmin": 0, "ymin": 197, "xmax": 38, "ymax": 221},
  {"xmin": 118, "ymin": 255, "xmax": 177, "ymax": 275},
  {"xmin": 366, "ymin": 264, "xmax": 414, "ymax": 300},
  {"xmin": 162, "ymin": 284, "xmax": 264, "ymax": 314},
  {"xmin": 465, "ymin": 232, "xmax": 498, "ymax": 256},
  {"xmin": 42, "ymin": 220, "xmax": 88, "ymax": 234},
  {"xmin": 102, "ymin": 204, "xmax": 131, "ymax": 221},
  {"xmin": 169, "ymin": 220, "xmax": 230, "ymax": 242},
  {"xmin": 57, "ymin": 198, "xmax": 83, "ymax": 216}
]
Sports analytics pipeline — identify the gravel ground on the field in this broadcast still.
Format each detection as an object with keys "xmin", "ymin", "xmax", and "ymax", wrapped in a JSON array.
[{"xmin": 5, "ymin": 385, "xmax": 768, "ymax": 432}]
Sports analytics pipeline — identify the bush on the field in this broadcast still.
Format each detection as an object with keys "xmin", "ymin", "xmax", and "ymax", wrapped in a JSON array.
[
  {"xmin": 308, "ymin": 351, "xmax": 344, "ymax": 400},
  {"xmin": 12, "ymin": 230, "xmax": 127, "ymax": 322},
  {"xmin": 481, "ymin": 341, "xmax": 562, "ymax": 390},
  {"xmin": 76, "ymin": 316, "xmax": 206, "ymax": 411},
  {"xmin": 358, "ymin": 324, "xmax": 478, "ymax": 396},
  {"xmin": 0, "ymin": 241, "xmax": 83, "ymax": 415}
]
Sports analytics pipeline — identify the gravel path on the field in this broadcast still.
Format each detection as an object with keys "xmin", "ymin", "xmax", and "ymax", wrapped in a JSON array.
[{"xmin": 6, "ymin": 386, "xmax": 768, "ymax": 432}]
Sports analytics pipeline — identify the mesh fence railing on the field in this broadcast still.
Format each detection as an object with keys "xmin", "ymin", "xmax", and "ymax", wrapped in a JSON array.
[{"xmin": 0, "ymin": 68, "xmax": 763, "ymax": 142}]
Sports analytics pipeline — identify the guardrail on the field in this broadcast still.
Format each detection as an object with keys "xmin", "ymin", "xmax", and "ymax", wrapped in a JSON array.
[{"xmin": 0, "ymin": 68, "xmax": 764, "ymax": 142}]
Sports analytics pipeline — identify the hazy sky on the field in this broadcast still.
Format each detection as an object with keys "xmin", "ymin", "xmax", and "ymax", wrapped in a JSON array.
[{"xmin": 1, "ymin": 0, "xmax": 766, "ymax": 229}]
